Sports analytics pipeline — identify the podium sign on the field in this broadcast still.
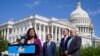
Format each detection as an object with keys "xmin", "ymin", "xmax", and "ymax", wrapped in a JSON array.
[{"xmin": 8, "ymin": 44, "xmax": 35, "ymax": 54}]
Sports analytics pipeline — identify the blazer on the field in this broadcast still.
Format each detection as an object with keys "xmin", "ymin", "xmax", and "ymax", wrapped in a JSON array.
[
  {"xmin": 43, "ymin": 41, "xmax": 56, "ymax": 56},
  {"xmin": 24, "ymin": 38, "xmax": 42, "ymax": 56},
  {"xmin": 67, "ymin": 36, "xmax": 82, "ymax": 56},
  {"xmin": 60, "ymin": 36, "xmax": 71, "ymax": 53}
]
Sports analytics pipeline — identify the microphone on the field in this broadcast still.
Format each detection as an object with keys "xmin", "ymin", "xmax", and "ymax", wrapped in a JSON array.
[
  {"xmin": 17, "ymin": 35, "xmax": 27, "ymax": 45},
  {"xmin": 21, "ymin": 35, "xmax": 27, "ymax": 40},
  {"xmin": 16, "ymin": 35, "xmax": 27, "ymax": 51},
  {"xmin": 11, "ymin": 35, "xmax": 27, "ymax": 45}
]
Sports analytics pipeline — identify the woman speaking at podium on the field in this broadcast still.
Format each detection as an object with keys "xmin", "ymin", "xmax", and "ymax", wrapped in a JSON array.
[{"xmin": 19, "ymin": 28, "xmax": 42, "ymax": 56}]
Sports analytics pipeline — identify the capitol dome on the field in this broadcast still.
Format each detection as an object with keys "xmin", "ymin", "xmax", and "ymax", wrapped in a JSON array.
[
  {"xmin": 71, "ymin": 1, "xmax": 89, "ymax": 18},
  {"xmin": 70, "ymin": 0, "xmax": 93, "ymax": 37}
]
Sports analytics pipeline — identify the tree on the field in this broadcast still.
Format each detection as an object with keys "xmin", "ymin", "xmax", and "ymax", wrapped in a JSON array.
[{"xmin": 0, "ymin": 30, "xmax": 8, "ymax": 52}]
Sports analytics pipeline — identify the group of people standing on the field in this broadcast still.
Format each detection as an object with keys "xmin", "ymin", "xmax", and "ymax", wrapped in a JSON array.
[
  {"xmin": 60, "ymin": 29, "xmax": 82, "ymax": 56},
  {"xmin": 19, "ymin": 27, "xmax": 82, "ymax": 56}
]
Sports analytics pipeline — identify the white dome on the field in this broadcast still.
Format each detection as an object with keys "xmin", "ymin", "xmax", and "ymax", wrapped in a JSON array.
[{"xmin": 71, "ymin": 2, "xmax": 89, "ymax": 18}]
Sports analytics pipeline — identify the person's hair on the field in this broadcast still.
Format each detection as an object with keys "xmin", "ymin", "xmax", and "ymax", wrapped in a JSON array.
[
  {"xmin": 46, "ymin": 34, "xmax": 52, "ymax": 38},
  {"xmin": 64, "ymin": 28, "xmax": 70, "ymax": 32},
  {"xmin": 26, "ymin": 28, "xmax": 38, "ymax": 40}
]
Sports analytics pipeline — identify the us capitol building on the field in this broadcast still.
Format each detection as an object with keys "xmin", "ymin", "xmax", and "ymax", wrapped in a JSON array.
[{"xmin": 0, "ymin": 0, "xmax": 100, "ymax": 47}]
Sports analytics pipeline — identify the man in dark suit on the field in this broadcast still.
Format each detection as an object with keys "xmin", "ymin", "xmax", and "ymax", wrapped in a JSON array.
[
  {"xmin": 59, "ymin": 29, "xmax": 71, "ymax": 56},
  {"xmin": 43, "ymin": 34, "xmax": 56, "ymax": 56},
  {"xmin": 65, "ymin": 29, "xmax": 82, "ymax": 56}
]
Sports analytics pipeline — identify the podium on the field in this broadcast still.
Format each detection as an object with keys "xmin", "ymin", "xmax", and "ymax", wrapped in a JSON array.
[{"xmin": 8, "ymin": 44, "xmax": 35, "ymax": 56}]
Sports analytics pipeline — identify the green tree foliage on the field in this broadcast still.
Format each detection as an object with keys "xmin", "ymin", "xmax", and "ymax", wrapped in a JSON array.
[{"xmin": 0, "ymin": 30, "xmax": 8, "ymax": 52}]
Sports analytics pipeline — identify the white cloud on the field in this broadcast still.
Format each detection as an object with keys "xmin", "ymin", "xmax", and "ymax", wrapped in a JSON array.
[
  {"xmin": 25, "ymin": 1, "xmax": 40, "ymax": 8},
  {"xmin": 88, "ymin": 9, "xmax": 100, "ymax": 16}
]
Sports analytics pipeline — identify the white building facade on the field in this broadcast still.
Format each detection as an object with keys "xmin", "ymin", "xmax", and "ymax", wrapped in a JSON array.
[{"xmin": 0, "ymin": 0, "xmax": 100, "ymax": 47}]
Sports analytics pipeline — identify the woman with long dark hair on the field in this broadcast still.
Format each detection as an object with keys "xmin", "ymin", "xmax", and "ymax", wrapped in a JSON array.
[{"xmin": 20, "ymin": 28, "xmax": 42, "ymax": 56}]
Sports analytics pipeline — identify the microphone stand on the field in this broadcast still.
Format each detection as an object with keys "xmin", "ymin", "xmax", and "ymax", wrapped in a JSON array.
[{"xmin": 16, "ymin": 38, "xmax": 24, "ymax": 50}]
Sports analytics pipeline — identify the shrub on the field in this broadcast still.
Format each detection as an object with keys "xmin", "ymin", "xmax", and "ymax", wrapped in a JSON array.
[
  {"xmin": 56, "ymin": 46, "xmax": 100, "ymax": 56},
  {"xmin": 81, "ymin": 46, "xmax": 100, "ymax": 56}
]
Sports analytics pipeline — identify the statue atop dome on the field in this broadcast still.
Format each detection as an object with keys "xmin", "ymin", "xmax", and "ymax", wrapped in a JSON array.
[{"xmin": 70, "ymin": 0, "xmax": 89, "ymax": 18}]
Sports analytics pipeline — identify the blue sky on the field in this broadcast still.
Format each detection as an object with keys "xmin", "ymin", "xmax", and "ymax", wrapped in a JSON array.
[{"xmin": 0, "ymin": 0, "xmax": 100, "ymax": 37}]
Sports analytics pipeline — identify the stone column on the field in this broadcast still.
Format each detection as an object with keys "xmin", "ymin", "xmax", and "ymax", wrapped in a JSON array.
[
  {"xmin": 43, "ymin": 25, "xmax": 46, "ymax": 42},
  {"xmin": 51, "ymin": 26, "xmax": 54, "ymax": 41},
  {"xmin": 1, "ymin": 29, "xmax": 3, "ymax": 36},
  {"xmin": 82, "ymin": 27, "xmax": 83, "ymax": 33},
  {"xmin": 47, "ymin": 26, "xmax": 49, "ymax": 34},
  {"xmin": 11, "ymin": 29, "xmax": 14, "ymax": 43},
  {"xmin": 39, "ymin": 24, "xmax": 42, "ymax": 40},
  {"xmin": 83, "ymin": 27, "xmax": 85, "ymax": 33},
  {"xmin": 19, "ymin": 28, "xmax": 21, "ymax": 38},
  {"xmin": 1, "ymin": 29, "xmax": 4, "ymax": 37},
  {"xmin": 59, "ymin": 27, "xmax": 61, "ymax": 43},
  {"xmin": 85, "ymin": 27, "xmax": 87, "ymax": 33},
  {"xmin": 34, "ymin": 23, "xmax": 37, "ymax": 34},
  {"xmin": 87, "ymin": 27, "xmax": 89, "ymax": 33},
  {"xmin": 29, "ymin": 22, "xmax": 32, "ymax": 28},
  {"xmin": 7, "ymin": 28, "xmax": 10, "ymax": 41},
  {"xmin": 4, "ymin": 29, "xmax": 6, "ymax": 40},
  {"xmin": 55, "ymin": 26, "xmax": 57, "ymax": 43},
  {"xmin": 61, "ymin": 28, "xmax": 64, "ymax": 38},
  {"xmin": 22, "ymin": 27, "xmax": 25, "ymax": 35}
]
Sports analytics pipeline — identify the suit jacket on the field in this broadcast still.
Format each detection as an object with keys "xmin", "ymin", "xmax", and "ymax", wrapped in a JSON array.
[
  {"xmin": 59, "ymin": 36, "xmax": 71, "ymax": 53},
  {"xmin": 67, "ymin": 36, "xmax": 82, "ymax": 56},
  {"xmin": 24, "ymin": 38, "xmax": 42, "ymax": 56},
  {"xmin": 43, "ymin": 41, "xmax": 56, "ymax": 56}
]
